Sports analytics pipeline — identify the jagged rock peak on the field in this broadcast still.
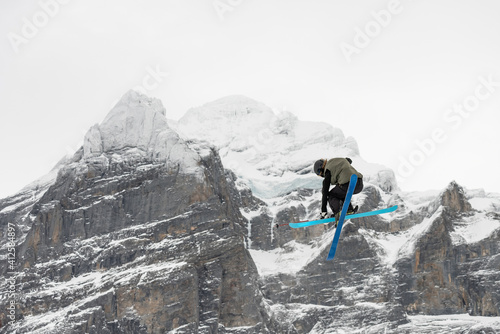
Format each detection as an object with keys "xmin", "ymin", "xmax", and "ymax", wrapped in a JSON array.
[
  {"xmin": 82, "ymin": 90, "xmax": 201, "ymax": 173},
  {"xmin": 440, "ymin": 180, "xmax": 473, "ymax": 213}
]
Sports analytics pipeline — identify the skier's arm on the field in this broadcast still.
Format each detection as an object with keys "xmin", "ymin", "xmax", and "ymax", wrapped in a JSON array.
[{"xmin": 321, "ymin": 170, "xmax": 331, "ymax": 213}]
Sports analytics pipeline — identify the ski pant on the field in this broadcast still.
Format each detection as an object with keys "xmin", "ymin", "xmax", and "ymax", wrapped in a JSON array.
[{"xmin": 328, "ymin": 177, "xmax": 364, "ymax": 214}]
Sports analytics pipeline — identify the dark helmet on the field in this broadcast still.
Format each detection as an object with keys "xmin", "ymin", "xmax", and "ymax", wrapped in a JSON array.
[{"xmin": 313, "ymin": 159, "xmax": 326, "ymax": 176}]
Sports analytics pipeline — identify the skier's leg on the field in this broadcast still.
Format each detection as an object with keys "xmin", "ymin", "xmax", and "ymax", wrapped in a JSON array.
[
  {"xmin": 348, "ymin": 178, "xmax": 363, "ymax": 213},
  {"xmin": 328, "ymin": 185, "xmax": 347, "ymax": 214},
  {"xmin": 330, "ymin": 179, "xmax": 362, "ymax": 213},
  {"xmin": 353, "ymin": 178, "xmax": 363, "ymax": 194}
]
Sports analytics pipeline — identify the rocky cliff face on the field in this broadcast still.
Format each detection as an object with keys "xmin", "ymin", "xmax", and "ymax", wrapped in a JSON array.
[
  {"xmin": 1, "ymin": 92, "xmax": 500, "ymax": 333},
  {"xmin": 0, "ymin": 91, "xmax": 271, "ymax": 333},
  {"xmin": 395, "ymin": 182, "xmax": 500, "ymax": 317},
  {"xmin": 252, "ymin": 181, "xmax": 500, "ymax": 333}
]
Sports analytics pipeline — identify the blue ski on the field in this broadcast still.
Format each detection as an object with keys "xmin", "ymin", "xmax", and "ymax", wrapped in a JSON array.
[
  {"xmin": 289, "ymin": 205, "xmax": 398, "ymax": 228},
  {"xmin": 327, "ymin": 174, "xmax": 358, "ymax": 261}
]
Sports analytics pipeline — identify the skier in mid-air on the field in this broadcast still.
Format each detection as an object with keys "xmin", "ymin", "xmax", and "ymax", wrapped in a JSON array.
[{"xmin": 313, "ymin": 157, "xmax": 363, "ymax": 223}]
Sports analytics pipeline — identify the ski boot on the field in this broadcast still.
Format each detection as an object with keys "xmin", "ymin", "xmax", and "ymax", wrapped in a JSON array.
[
  {"xmin": 347, "ymin": 205, "xmax": 359, "ymax": 216},
  {"xmin": 334, "ymin": 212, "xmax": 340, "ymax": 227}
]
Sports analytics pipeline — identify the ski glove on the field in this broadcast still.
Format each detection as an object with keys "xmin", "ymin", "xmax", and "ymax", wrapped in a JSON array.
[{"xmin": 319, "ymin": 212, "xmax": 328, "ymax": 219}]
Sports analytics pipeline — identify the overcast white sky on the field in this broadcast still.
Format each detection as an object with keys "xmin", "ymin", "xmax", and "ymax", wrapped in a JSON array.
[{"xmin": 1, "ymin": 0, "xmax": 500, "ymax": 199}]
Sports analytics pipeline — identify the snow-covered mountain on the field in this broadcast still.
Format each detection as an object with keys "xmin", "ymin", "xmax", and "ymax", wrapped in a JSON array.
[
  {"xmin": 172, "ymin": 95, "xmax": 397, "ymax": 199},
  {"xmin": 1, "ymin": 90, "xmax": 500, "ymax": 333}
]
